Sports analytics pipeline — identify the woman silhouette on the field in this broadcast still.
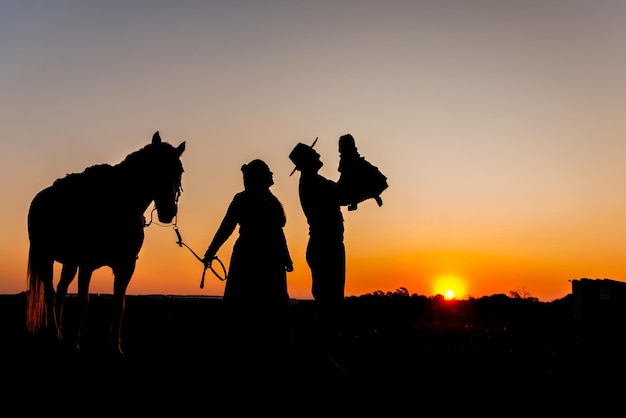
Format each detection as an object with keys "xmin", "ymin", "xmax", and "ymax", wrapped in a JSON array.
[{"xmin": 202, "ymin": 159, "xmax": 293, "ymax": 375}]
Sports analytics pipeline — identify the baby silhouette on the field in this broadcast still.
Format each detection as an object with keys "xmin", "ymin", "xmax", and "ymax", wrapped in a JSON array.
[{"xmin": 337, "ymin": 134, "xmax": 388, "ymax": 211}]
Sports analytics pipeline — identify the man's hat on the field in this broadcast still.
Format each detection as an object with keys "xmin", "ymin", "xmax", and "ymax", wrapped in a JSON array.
[{"xmin": 289, "ymin": 137, "xmax": 318, "ymax": 176}]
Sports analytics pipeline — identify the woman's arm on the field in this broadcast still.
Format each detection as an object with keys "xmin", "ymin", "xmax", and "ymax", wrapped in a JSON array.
[{"xmin": 203, "ymin": 198, "xmax": 238, "ymax": 262}]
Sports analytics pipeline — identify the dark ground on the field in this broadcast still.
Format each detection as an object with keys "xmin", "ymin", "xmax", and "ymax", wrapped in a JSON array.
[{"xmin": 2, "ymin": 291, "xmax": 625, "ymax": 413}]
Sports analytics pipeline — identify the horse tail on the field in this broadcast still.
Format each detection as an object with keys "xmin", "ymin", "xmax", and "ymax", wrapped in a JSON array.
[{"xmin": 26, "ymin": 244, "xmax": 47, "ymax": 334}]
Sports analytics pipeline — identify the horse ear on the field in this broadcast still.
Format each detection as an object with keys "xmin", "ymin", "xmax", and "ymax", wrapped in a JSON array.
[
  {"xmin": 152, "ymin": 131, "xmax": 162, "ymax": 144},
  {"xmin": 177, "ymin": 141, "xmax": 186, "ymax": 156}
]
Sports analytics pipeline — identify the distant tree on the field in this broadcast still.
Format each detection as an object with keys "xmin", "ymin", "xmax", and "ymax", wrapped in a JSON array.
[
  {"xmin": 431, "ymin": 294, "xmax": 445, "ymax": 303},
  {"xmin": 395, "ymin": 287, "xmax": 409, "ymax": 296},
  {"xmin": 509, "ymin": 286, "xmax": 538, "ymax": 302}
]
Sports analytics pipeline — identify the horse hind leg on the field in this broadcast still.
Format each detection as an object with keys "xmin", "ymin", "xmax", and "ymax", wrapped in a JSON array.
[
  {"xmin": 56, "ymin": 264, "xmax": 78, "ymax": 346},
  {"xmin": 73, "ymin": 267, "xmax": 94, "ymax": 353},
  {"xmin": 39, "ymin": 259, "xmax": 63, "ymax": 342}
]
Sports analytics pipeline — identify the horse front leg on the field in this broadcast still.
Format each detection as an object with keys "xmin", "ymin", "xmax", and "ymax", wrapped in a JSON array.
[
  {"xmin": 56, "ymin": 264, "xmax": 78, "ymax": 340},
  {"xmin": 110, "ymin": 260, "xmax": 136, "ymax": 356}
]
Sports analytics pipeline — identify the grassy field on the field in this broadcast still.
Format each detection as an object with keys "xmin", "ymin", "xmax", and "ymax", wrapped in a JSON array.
[{"xmin": 2, "ymin": 291, "xmax": 625, "ymax": 413}]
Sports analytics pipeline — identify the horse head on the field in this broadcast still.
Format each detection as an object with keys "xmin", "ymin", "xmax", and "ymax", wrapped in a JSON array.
[{"xmin": 148, "ymin": 131, "xmax": 186, "ymax": 223}]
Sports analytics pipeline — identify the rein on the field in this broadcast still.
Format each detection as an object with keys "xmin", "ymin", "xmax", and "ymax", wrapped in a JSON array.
[{"xmin": 173, "ymin": 224, "xmax": 227, "ymax": 288}]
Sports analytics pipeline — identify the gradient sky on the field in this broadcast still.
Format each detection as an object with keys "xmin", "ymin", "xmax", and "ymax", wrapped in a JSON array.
[{"xmin": 2, "ymin": 1, "xmax": 625, "ymax": 302}]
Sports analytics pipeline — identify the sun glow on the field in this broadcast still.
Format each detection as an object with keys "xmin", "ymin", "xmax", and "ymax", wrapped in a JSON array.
[{"xmin": 434, "ymin": 275, "xmax": 467, "ymax": 300}]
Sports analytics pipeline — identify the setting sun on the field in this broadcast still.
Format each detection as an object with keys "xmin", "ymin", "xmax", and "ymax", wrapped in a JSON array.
[{"xmin": 434, "ymin": 275, "xmax": 467, "ymax": 300}]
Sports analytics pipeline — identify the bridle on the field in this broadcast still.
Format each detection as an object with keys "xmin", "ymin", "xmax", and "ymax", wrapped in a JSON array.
[
  {"xmin": 143, "ymin": 180, "xmax": 182, "ymax": 227},
  {"xmin": 143, "ymin": 180, "xmax": 227, "ymax": 287}
]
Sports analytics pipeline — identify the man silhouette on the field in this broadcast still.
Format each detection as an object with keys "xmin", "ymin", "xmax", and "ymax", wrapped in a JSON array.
[{"xmin": 289, "ymin": 142, "xmax": 351, "ymax": 370}]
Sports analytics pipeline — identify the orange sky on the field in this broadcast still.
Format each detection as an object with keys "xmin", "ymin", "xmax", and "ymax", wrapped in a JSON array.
[{"xmin": 2, "ymin": 2, "xmax": 626, "ymax": 302}]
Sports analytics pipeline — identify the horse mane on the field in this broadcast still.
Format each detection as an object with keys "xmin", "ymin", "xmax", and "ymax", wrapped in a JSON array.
[
  {"xmin": 52, "ymin": 163, "xmax": 114, "ymax": 191},
  {"xmin": 122, "ymin": 141, "xmax": 179, "ymax": 163},
  {"xmin": 47, "ymin": 138, "xmax": 183, "ymax": 203},
  {"xmin": 51, "ymin": 138, "xmax": 181, "ymax": 188}
]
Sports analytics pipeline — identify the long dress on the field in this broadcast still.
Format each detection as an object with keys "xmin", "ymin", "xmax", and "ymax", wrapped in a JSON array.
[{"xmin": 205, "ymin": 188, "xmax": 292, "ymax": 372}]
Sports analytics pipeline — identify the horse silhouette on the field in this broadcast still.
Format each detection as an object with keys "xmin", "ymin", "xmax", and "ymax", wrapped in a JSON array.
[{"xmin": 26, "ymin": 131, "xmax": 186, "ymax": 355}]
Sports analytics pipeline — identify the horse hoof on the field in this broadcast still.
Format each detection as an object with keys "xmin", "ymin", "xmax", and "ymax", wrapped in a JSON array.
[
  {"xmin": 43, "ymin": 327, "xmax": 63, "ymax": 343},
  {"xmin": 108, "ymin": 343, "xmax": 125, "ymax": 357},
  {"xmin": 61, "ymin": 338, "xmax": 80, "ymax": 353}
]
